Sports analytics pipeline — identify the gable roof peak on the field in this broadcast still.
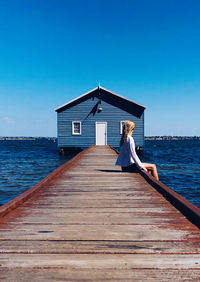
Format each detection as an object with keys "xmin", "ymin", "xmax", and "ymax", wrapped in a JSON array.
[{"xmin": 55, "ymin": 86, "xmax": 146, "ymax": 113}]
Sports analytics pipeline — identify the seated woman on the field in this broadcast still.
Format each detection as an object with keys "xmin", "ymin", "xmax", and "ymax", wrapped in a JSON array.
[{"xmin": 115, "ymin": 120, "xmax": 159, "ymax": 180}]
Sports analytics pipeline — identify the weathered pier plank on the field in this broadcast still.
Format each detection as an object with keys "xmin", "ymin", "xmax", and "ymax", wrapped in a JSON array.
[{"xmin": 0, "ymin": 146, "xmax": 200, "ymax": 281}]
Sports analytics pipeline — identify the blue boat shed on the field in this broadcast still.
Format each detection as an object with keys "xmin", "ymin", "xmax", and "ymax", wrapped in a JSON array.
[{"xmin": 55, "ymin": 86, "xmax": 146, "ymax": 151}]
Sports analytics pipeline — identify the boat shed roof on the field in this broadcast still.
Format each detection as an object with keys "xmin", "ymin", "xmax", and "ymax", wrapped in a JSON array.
[{"xmin": 55, "ymin": 86, "xmax": 146, "ymax": 118}]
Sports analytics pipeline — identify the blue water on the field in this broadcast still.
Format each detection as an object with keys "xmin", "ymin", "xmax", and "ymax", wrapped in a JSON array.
[
  {"xmin": 142, "ymin": 139, "xmax": 200, "ymax": 208},
  {"xmin": 0, "ymin": 139, "xmax": 73, "ymax": 206},
  {"xmin": 0, "ymin": 139, "xmax": 199, "ymax": 208}
]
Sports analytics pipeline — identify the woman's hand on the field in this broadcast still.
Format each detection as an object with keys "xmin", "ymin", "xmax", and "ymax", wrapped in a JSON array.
[{"xmin": 142, "ymin": 167, "xmax": 148, "ymax": 172}]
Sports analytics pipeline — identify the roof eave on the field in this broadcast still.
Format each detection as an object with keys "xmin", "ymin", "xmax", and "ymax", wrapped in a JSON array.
[
  {"xmin": 100, "ymin": 86, "xmax": 146, "ymax": 109},
  {"xmin": 55, "ymin": 86, "xmax": 146, "ymax": 112},
  {"xmin": 54, "ymin": 87, "xmax": 98, "ymax": 112}
]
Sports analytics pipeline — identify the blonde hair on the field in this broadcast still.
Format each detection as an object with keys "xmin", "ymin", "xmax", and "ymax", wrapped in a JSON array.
[{"xmin": 120, "ymin": 120, "xmax": 135, "ymax": 147}]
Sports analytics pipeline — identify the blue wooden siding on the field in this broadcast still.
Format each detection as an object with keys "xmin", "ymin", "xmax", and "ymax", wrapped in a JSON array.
[{"xmin": 57, "ymin": 97, "xmax": 144, "ymax": 148}]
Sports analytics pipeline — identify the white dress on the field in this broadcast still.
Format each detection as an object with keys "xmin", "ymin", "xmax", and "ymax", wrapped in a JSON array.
[{"xmin": 115, "ymin": 135, "xmax": 145, "ymax": 170}]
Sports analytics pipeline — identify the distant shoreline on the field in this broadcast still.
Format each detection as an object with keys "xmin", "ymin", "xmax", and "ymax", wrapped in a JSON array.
[
  {"xmin": 0, "ymin": 137, "xmax": 57, "ymax": 141},
  {"xmin": 0, "ymin": 136, "xmax": 199, "ymax": 141},
  {"xmin": 145, "ymin": 136, "xmax": 200, "ymax": 140}
]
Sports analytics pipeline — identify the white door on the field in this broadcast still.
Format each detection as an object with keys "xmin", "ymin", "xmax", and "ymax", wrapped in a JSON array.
[{"xmin": 95, "ymin": 122, "xmax": 107, "ymax": 145}]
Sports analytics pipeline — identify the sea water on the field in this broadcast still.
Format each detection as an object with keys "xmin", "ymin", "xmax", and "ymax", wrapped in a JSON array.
[
  {"xmin": 0, "ymin": 139, "xmax": 71, "ymax": 206},
  {"xmin": 142, "ymin": 139, "xmax": 200, "ymax": 208}
]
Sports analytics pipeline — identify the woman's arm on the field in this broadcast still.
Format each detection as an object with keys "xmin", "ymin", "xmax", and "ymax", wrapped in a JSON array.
[{"xmin": 129, "ymin": 137, "xmax": 146, "ymax": 170}]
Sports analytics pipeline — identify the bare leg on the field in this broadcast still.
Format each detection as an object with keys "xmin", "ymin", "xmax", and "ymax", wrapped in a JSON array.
[{"xmin": 143, "ymin": 163, "xmax": 159, "ymax": 181}]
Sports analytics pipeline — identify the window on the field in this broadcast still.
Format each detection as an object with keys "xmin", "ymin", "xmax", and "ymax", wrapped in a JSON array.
[
  {"xmin": 120, "ymin": 121, "xmax": 126, "ymax": 134},
  {"xmin": 72, "ymin": 121, "xmax": 81, "ymax": 135}
]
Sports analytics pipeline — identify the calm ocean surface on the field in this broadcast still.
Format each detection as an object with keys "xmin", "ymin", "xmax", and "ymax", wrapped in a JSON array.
[
  {"xmin": 142, "ymin": 139, "xmax": 200, "ymax": 208},
  {"xmin": 0, "ymin": 139, "xmax": 199, "ymax": 208}
]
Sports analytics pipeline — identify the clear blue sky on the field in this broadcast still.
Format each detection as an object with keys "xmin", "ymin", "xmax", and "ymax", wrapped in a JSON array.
[{"xmin": 0, "ymin": 0, "xmax": 200, "ymax": 137}]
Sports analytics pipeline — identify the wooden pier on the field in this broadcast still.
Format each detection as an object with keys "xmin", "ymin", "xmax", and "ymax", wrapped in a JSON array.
[{"xmin": 0, "ymin": 146, "xmax": 200, "ymax": 281}]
